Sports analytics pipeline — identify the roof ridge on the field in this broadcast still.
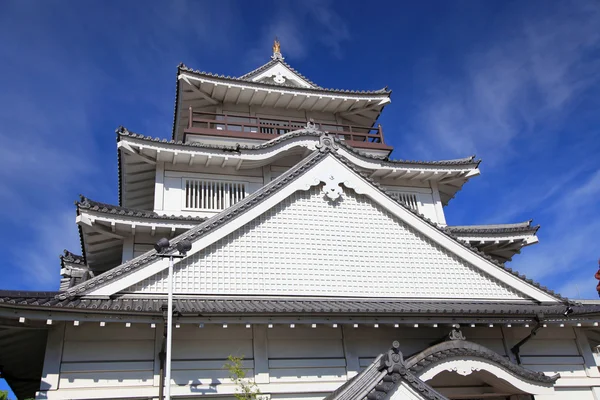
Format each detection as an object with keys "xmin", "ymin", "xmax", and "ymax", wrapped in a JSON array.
[
  {"xmin": 77, "ymin": 194, "xmax": 207, "ymax": 222},
  {"xmin": 406, "ymin": 340, "xmax": 559, "ymax": 384},
  {"xmin": 117, "ymin": 125, "xmax": 480, "ymax": 167},
  {"xmin": 178, "ymin": 63, "xmax": 391, "ymax": 95},
  {"xmin": 60, "ymin": 250, "xmax": 85, "ymax": 265},
  {"xmin": 447, "ymin": 221, "xmax": 540, "ymax": 234}
]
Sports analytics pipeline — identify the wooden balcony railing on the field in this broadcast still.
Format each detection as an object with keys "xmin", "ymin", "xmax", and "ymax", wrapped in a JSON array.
[{"xmin": 184, "ymin": 108, "xmax": 392, "ymax": 151}]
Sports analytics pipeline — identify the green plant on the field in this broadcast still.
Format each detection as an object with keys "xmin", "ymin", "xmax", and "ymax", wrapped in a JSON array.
[{"xmin": 224, "ymin": 355, "xmax": 261, "ymax": 400}]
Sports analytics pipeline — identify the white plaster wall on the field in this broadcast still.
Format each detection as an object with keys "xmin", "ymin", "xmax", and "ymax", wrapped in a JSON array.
[
  {"xmin": 59, "ymin": 323, "xmax": 156, "ymax": 389},
  {"xmin": 129, "ymin": 187, "xmax": 526, "ymax": 300},
  {"xmin": 38, "ymin": 324, "xmax": 600, "ymax": 400}
]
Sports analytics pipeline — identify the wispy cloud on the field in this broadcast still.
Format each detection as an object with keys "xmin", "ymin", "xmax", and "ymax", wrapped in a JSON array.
[
  {"xmin": 407, "ymin": 1, "xmax": 600, "ymax": 163},
  {"xmin": 475, "ymin": 160, "xmax": 600, "ymax": 299},
  {"xmin": 0, "ymin": 0, "xmax": 251, "ymax": 290},
  {"xmin": 404, "ymin": 1, "xmax": 600, "ymax": 298}
]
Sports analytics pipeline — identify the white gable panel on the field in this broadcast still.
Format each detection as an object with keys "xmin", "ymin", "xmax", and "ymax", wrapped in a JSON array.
[
  {"xmin": 250, "ymin": 62, "xmax": 314, "ymax": 88},
  {"xmin": 127, "ymin": 186, "xmax": 528, "ymax": 300}
]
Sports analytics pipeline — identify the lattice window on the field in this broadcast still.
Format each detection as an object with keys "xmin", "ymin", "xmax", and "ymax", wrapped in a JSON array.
[
  {"xmin": 388, "ymin": 191, "xmax": 419, "ymax": 210},
  {"xmin": 184, "ymin": 179, "xmax": 246, "ymax": 211}
]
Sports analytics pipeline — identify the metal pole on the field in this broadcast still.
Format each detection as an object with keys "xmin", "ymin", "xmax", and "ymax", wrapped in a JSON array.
[{"xmin": 165, "ymin": 255, "xmax": 174, "ymax": 400}]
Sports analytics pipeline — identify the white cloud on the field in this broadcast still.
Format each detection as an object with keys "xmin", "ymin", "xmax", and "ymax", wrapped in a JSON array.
[
  {"xmin": 509, "ymin": 169, "xmax": 600, "ymax": 298},
  {"xmin": 407, "ymin": 2, "xmax": 600, "ymax": 164},
  {"xmin": 403, "ymin": 2, "xmax": 600, "ymax": 299}
]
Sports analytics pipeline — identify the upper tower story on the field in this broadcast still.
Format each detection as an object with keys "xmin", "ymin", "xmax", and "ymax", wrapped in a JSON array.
[{"xmin": 172, "ymin": 39, "xmax": 393, "ymax": 157}]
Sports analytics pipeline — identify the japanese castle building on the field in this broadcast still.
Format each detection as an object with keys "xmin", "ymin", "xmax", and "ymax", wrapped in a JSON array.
[{"xmin": 3, "ymin": 41, "xmax": 600, "ymax": 400}]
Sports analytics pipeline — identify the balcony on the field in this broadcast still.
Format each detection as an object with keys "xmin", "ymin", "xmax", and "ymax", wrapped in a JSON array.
[{"xmin": 184, "ymin": 108, "xmax": 393, "ymax": 151}]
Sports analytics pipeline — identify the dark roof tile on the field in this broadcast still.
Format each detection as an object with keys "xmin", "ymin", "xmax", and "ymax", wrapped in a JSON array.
[
  {"xmin": 119, "ymin": 125, "xmax": 479, "ymax": 168},
  {"xmin": 180, "ymin": 62, "xmax": 391, "ymax": 95},
  {"xmin": 2, "ymin": 293, "xmax": 598, "ymax": 318},
  {"xmin": 448, "ymin": 220, "xmax": 540, "ymax": 235},
  {"xmin": 77, "ymin": 195, "xmax": 207, "ymax": 222}
]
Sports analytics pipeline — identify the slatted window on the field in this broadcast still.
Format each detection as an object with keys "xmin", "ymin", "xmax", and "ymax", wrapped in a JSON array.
[
  {"xmin": 184, "ymin": 179, "xmax": 246, "ymax": 211},
  {"xmin": 388, "ymin": 191, "xmax": 419, "ymax": 210}
]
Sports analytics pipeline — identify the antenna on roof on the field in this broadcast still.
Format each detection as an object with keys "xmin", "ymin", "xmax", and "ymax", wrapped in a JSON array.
[{"xmin": 272, "ymin": 37, "xmax": 283, "ymax": 60}]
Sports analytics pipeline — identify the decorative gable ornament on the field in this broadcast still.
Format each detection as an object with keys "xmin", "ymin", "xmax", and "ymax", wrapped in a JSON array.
[{"xmin": 448, "ymin": 328, "xmax": 466, "ymax": 341}]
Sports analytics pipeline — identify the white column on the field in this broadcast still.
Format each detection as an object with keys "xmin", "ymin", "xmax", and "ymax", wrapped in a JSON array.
[
  {"xmin": 252, "ymin": 324, "xmax": 270, "ymax": 384},
  {"xmin": 165, "ymin": 256, "xmax": 174, "ymax": 399},
  {"xmin": 122, "ymin": 236, "xmax": 134, "ymax": 263},
  {"xmin": 574, "ymin": 328, "xmax": 600, "ymax": 377},
  {"xmin": 342, "ymin": 325, "xmax": 360, "ymax": 379},
  {"xmin": 430, "ymin": 181, "xmax": 447, "ymax": 226},
  {"xmin": 39, "ymin": 322, "xmax": 66, "ymax": 391},
  {"xmin": 154, "ymin": 161, "xmax": 165, "ymax": 212}
]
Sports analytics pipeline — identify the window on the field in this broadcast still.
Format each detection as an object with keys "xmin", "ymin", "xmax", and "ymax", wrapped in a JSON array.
[
  {"xmin": 388, "ymin": 191, "xmax": 419, "ymax": 211},
  {"xmin": 184, "ymin": 178, "xmax": 246, "ymax": 211}
]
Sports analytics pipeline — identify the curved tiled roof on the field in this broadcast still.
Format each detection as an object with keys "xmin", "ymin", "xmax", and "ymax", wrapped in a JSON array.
[
  {"xmin": 448, "ymin": 220, "xmax": 539, "ymax": 235},
  {"xmin": 0, "ymin": 295, "xmax": 591, "ymax": 316},
  {"xmin": 118, "ymin": 125, "xmax": 480, "ymax": 168},
  {"xmin": 60, "ymin": 250, "xmax": 85, "ymax": 266},
  {"xmin": 325, "ymin": 341, "xmax": 447, "ymax": 400},
  {"xmin": 77, "ymin": 195, "xmax": 207, "ymax": 222},
  {"xmin": 179, "ymin": 63, "xmax": 391, "ymax": 95},
  {"xmin": 66, "ymin": 143, "xmax": 561, "ymax": 302},
  {"xmin": 1, "ymin": 294, "xmax": 593, "ymax": 317},
  {"xmin": 406, "ymin": 340, "xmax": 559, "ymax": 384}
]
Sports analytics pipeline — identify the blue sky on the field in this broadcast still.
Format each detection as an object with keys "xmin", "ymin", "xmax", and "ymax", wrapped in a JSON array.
[{"xmin": 0, "ymin": 0, "xmax": 599, "ymax": 396}]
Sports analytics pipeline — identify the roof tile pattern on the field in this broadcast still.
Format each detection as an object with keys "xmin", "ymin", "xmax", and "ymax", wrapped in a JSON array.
[
  {"xmin": 60, "ymin": 250, "xmax": 86, "ymax": 266},
  {"xmin": 180, "ymin": 62, "xmax": 391, "ymax": 95},
  {"xmin": 118, "ymin": 125, "xmax": 480, "ymax": 167},
  {"xmin": 448, "ymin": 220, "xmax": 540, "ymax": 235},
  {"xmin": 77, "ymin": 195, "xmax": 207, "ymax": 222},
  {"xmin": 406, "ymin": 340, "xmax": 559, "ymax": 384},
  {"xmin": 325, "ymin": 341, "xmax": 447, "ymax": 400},
  {"xmin": 1, "ymin": 293, "xmax": 597, "ymax": 317}
]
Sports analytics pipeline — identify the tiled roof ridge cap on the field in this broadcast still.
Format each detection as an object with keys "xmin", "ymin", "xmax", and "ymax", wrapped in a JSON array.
[
  {"xmin": 406, "ymin": 340, "xmax": 560, "ymax": 384},
  {"xmin": 60, "ymin": 250, "xmax": 85, "ymax": 264},
  {"xmin": 76, "ymin": 194, "xmax": 207, "ymax": 222},
  {"xmin": 178, "ymin": 62, "xmax": 390, "ymax": 95},
  {"xmin": 448, "ymin": 220, "xmax": 540, "ymax": 234},
  {"xmin": 325, "ymin": 341, "xmax": 448, "ymax": 400}
]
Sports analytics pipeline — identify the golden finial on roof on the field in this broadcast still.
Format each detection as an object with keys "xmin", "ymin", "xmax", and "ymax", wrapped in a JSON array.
[{"xmin": 272, "ymin": 37, "xmax": 283, "ymax": 60}]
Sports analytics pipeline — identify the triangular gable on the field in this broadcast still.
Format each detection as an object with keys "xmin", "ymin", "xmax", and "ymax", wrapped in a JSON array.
[
  {"xmin": 241, "ymin": 59, "xmax": 316, "ymax": 89},
  {"xmin": 125, "ymin": 185, "xmax": 528, "ymax": 300},
  {"xmin": 69, "ymin": 141, "xmax": 561, "ymax": 303}
]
